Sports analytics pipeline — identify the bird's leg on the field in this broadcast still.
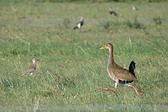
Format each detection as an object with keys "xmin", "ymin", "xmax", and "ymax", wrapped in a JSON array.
[
  {"xmin": 126, "ymin": 84, "xmax": 142, "ymax": 96},
  {"xmin": 96, "ymin": 83, "xmax": 118, "ymax": 92},
  {"xmin": 96, "ymin": 87, "xmax": 117, "ymax": 92}
]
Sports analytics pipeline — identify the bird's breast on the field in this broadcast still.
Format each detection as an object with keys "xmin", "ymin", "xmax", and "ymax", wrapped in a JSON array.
[{"xmin": 107, "ymin": 68, "xmax": 118, "ymax": 82}]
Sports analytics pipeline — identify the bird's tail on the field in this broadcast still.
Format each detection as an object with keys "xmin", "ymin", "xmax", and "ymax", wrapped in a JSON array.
[
  {"xmin": 73, "ymin": 26, "xmax": 78, "ymax": 30},
  {"xmin": 129, "ymin": 61, "xmax": 136, "ymax": 78}
]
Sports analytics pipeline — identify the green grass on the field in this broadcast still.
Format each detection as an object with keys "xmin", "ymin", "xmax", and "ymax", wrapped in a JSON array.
[{"xmin": 0, "ymin": 1, "xmax": 168, "ymax": 112}]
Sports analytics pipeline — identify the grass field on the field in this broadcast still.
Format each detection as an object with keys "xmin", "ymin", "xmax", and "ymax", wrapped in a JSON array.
[{"xmin": 0, "ymin": 1, "xmax": 168, "ymax": 112}]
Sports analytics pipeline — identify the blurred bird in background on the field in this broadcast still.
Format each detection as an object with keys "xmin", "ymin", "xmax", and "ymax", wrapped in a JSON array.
[{"xmin": 73, "ymin": 16, "xmax": 84, "ymax": 30}]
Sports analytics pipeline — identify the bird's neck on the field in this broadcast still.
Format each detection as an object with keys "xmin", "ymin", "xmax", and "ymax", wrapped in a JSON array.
[
  {"xmin": 32, "ymin": 62, "xmax": 36, "ymax": 69},
  {"xmin": 107, "ymin": 48, "xmax": 115, "ymax": 67},
  {"xmin": 80, "ymin": 20, "xmax": 84, "ymax": 25}
]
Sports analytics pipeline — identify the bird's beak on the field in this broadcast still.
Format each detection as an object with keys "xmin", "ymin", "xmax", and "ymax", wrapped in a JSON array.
[{"xmin": 100, "ymin": 45, "xmax": 106, "ymax": 50}]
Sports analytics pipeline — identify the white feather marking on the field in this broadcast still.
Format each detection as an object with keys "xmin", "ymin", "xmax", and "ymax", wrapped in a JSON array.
[{"xmin": 77, "ymin": 23, "xmax": 81, "ymax": 28}]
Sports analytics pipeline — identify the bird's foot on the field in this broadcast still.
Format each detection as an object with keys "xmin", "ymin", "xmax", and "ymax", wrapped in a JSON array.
[
  {"xmin": 127, "ymin": 84, "xmax": 142, "ymax": 97},
  {"xmin": 136, "ymin": 91, "xmax": 143, "ymax": 97},
  {"xmin": 96, "ymin": 87, "xmax": 109, "ymax": 91},
  {"xmin": 96, "ymin": 87, "xmax": 116, "ymax": 92}
]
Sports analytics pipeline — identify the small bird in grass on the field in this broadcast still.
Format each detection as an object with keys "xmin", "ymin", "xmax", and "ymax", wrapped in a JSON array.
[
  {"xmin": 73, "ymin": 16, "xmax": 84, "ymax": 30},
  {"xmin": 97, "ymin": 43, "xmax": 141, "ymax": 96},
  {"xmin": 26, "ymin": 58, "xmax": 39, "ymax": 75},
  {"xmin": 109, "ymin": 7, "xmax": 118, "ymax": 16},
  {"xmin": 132, "ymin": 5, "xmax": 138, "ymax": 11}
]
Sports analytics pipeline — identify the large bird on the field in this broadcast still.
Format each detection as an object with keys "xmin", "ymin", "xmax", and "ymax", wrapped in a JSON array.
[
  {"xmin": 97, "ymin": 43, "xmax": 141, "ymax": 96},
  {"xmin": 73, "ymin": 16, "xmax": 84, "ymax": 30}
]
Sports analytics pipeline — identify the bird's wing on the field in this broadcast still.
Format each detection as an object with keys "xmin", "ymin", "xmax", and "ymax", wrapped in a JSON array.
[
  {"xmin": 113, "ymin": 67, "xmax": 138, "ymax": 81},
  {"xmin": 26, "ymin": 67, "xmax": 34, "ymax": 73}
]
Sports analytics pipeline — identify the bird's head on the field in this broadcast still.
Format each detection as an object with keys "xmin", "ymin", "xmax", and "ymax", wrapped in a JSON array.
[
  {"xmin": 80, "ymin": 16, "xmax": 84, "ymax": 21},
  {"xmin": 100, "ymin": 43, "xmax": 113, "ymax": 50},
  {"xmin": 32, "ymin": 58, "xmax": 39, "ymax": 64}
]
